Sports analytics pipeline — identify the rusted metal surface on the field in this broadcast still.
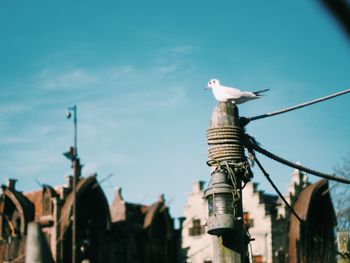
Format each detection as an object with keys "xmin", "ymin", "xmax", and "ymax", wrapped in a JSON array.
[
  {"xmin": 24, "ymin": 189, "xmax": 43, "ymax": 222},
  {"xmin": 289, "ymin": 179, "xmax": 337, "ymax": 263},
  {"xmin": 1, "ymin": 185, "xmax": 35, "ymax": 235},
  {"xmin": 0, "ymin": 177, "xmax": 180, "ymax": 263},
  {"xmin": 59, "ymin": 174, "xmax": 112, "ymax": 262},
  {"xmin": 59, "ymin": 174, "xmax": 111, "ymax": 236},
  {"xmin": 0, "ymin": 236, "xmax": 26, "ymax": 263},
  {"xmin": 23, "ymin": 185, "xmax": 58, "ymax": 221},
  {"xmin": 143, "ymin": 195, "xmax": 166, "ymax": 229}
]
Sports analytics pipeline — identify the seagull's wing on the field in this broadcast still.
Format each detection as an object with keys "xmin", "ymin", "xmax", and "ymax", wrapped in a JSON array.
[{"xmin": 220, "ymin": 85, "xmax": 243, "ymax": 99}]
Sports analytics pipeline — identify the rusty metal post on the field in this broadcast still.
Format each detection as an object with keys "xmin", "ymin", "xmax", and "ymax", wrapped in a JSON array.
[
  {"xmin": 71, "ymin": 107, "xmax": 78, "ymax": 263},
  {"xmin": 72, "ymin": 156, "xmax": 78, "ymax": 263},
  {"xmin": 207, "ymin": 102, "xmax": 247, "ymax": 263},
  {"xmin": 66, "ymin": 105, "xmax": 78, "ymax": 263}
]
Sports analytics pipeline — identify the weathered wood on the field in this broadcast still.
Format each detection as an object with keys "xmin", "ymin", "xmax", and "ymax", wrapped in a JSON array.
[
  {"xmin": 210, "ymin": 102, "xmax": 240, "ymax": 128},
  {"xmin": 25, "ymin": 222, "xmax": 54, "ymax": 263},
  {"xmin": 209, "ymin": 102, "xmax": 245, "ymax": 263},
  {"xmin": 337, "ymin": 231, "xmax": 350, "ymax": 263}
]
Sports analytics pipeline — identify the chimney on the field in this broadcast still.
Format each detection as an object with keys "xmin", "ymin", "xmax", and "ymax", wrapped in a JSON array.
[
  {"xmin": 114, "ymin": 187, "xmax": 124, "ymax": 201},
  {"xmin": 192, "ymin": 181, "xmax": 205, "ymax": 193},
  {"xmin": 159, "ymin": 193, "xmax": 165, "ymax": 203},
  {"xmin": 7, "ymin": 178, "xmax": 17, "ymax": 190},
  {"xmin": 178, "ymin": 217, "xmax": 185, "ymax": 229}
]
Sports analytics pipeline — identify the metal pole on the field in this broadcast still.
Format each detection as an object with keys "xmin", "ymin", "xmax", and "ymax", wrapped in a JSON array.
[
  {"xmin": 72, "ymin": 159, "xmax": 77, "ymax": 263},
  {"xmin": 68, "ymin": 105, "xmax": 78, "ymax": 263},
  {"xmin": 73, "ymin": 105, "xmax": 77, "ymax": 155},
  {"xmin": 208, "ymin": 102, "xmax": 246, "ymax": 263},
  {"xmin": 73, "ymin": 105, "xmax": 77, "ymax": 263}
]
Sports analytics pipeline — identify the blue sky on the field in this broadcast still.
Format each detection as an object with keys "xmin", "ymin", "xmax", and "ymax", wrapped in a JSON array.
[{"xmin": 1, "ymin": 1, "xmax": 349, "ymax": 217}]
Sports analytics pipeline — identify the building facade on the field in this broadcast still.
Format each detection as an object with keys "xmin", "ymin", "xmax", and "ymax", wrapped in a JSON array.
[
  {"xmin": 181, "ymin": 167, "xmax": 317, "ymax": 263},
  {"xmin": 0, "ymin": 176, "xmax": 180, "ymax": 263},
  {"xmin": 182, "ymin": 181, "xmax": 212, "ymax": 263}
]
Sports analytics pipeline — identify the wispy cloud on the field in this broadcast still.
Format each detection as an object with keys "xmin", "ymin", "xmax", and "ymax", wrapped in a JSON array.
[
  {"xmin": 1, "ymin": 46, "xmax": 198, "ymax": 189},
  {"xmin": 158, "ymin": 45, "xmax": 199, "ymax": 56},
  {"xmin": 36, "ymin": 68, "xmax": 100, "ymax": 90},
  {"xmin": 124, "ymin": 84, "xmax": 188, "ymax": 111},
  {"xmin": 35, "ymin": 55, "xmax": 192, "ymax": 96},
  {"xmin": 0, "ymin": 136, "xmax": 29, "ymax": 145},
  {"xmin": 0, "ymin": 104, "xmax": 30, "ymax": 115},
  {"xmin": 31, "ymin": 47, "xmax": 196, "ymax": 113}
]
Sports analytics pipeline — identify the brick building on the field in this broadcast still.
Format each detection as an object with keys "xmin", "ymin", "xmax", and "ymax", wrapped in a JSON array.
[{"xmin": 0, "ymin": 176, "xmax": 180, "ymax": 263}]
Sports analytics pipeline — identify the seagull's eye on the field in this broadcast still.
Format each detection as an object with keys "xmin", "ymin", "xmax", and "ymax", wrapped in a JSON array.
[{"xmin": 213, "ymin": 80, "xmax": 216, "ymax": 83}]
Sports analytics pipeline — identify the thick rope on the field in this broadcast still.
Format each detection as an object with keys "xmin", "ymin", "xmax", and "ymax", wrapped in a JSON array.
[
  {"xmin": 251, "ymin": 153, "xmax": 348, "ymax": 259},
  {"xmin": 207, "ymin": 126, "xmax": 245, "ymax": 162},
  {"xmin": 207, "ymin": 126, "xmax": 253, "ymax": 182},
  {"xmin": 244, "ymin": 135, "xmax": 350, "ymax": 184},
  {"xmin": 223, "ymin": 161, "xmax": 240, "ymax": 201},
  {"xmin": 249, "ymin": 88, "xmax": 350, "ymax": 121}
]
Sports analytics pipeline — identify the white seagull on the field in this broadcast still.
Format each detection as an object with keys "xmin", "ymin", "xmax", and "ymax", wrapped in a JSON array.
[{"xmin": 206, "ymin": 78, "xmax": 269, "ymax": 104}]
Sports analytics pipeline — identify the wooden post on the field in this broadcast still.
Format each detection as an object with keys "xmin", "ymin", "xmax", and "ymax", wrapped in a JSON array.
[
  {"xmin": 337, "ymin": 231, "xmax": 350, "ymax": 263},
  {"xmin": 25, "ymin": 222, "xmax": 54, "ymax": 263},
  {"xmin": 50, "ymin": 197, "xmax": 60, "ymax": 262},
  {"xmin": 209, "ymin": 102, "xmax": 245, "ymax": 263}
]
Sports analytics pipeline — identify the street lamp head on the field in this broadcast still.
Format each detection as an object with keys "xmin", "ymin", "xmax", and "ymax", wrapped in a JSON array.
[{"xmin": 66, "ymin": 111, "xmax": 72, "ymax": 119}]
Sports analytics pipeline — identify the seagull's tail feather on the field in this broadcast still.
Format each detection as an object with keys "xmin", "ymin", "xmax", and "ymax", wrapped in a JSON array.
[{"xmin": 253, "ymin": 89, "xmax": 269, "ymax": 96}]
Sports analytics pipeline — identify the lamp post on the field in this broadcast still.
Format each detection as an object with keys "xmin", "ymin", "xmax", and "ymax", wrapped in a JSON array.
[{"xmin": 64, "ymin": 105, "xmax": 78, "ymax": 263}]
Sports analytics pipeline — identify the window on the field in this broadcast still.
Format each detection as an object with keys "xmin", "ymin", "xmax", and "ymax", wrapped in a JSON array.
[
  {"xmin": 243, "ymin": 212, "xmax": 254, "ymax": 228},
  {"xmin": 188, "ymin": 219, "xmax": 205, "ymax": 236}
]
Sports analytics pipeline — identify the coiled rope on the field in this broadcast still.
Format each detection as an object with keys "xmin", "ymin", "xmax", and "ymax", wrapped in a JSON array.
[
  {"xmin": 244, "ymin": 135, "xmax": 350, "ymax": 184},
  {"xmin": 207, "ymin": 126, "xmax": 244, "ymax": 161},
  {"xmin": 207, "ymin": 126, "xmax": 253, "ymax": 182}
]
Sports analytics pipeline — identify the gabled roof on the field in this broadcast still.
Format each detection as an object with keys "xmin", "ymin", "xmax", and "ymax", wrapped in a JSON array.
[
  {"xmin": 60, "ymin": 175, "xmax": 111, "ymax": 235},
  {"xmin": 1, "ymin": 185, "xmax": 34, "ymax": 234},
  {"xmin": 143, "ymin": 199, "xmax": 166, "ymax": 229},
  {"xmin": 289, "ymin": 179, "xmax": 337, "ymax": 263},
  {"xmin": 24, "ymin": 185, "xmax": 58, "ymax": 221},
  {"xmin": 24, "ymin": 189, "xmax": 42, "ymax": 221}
]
